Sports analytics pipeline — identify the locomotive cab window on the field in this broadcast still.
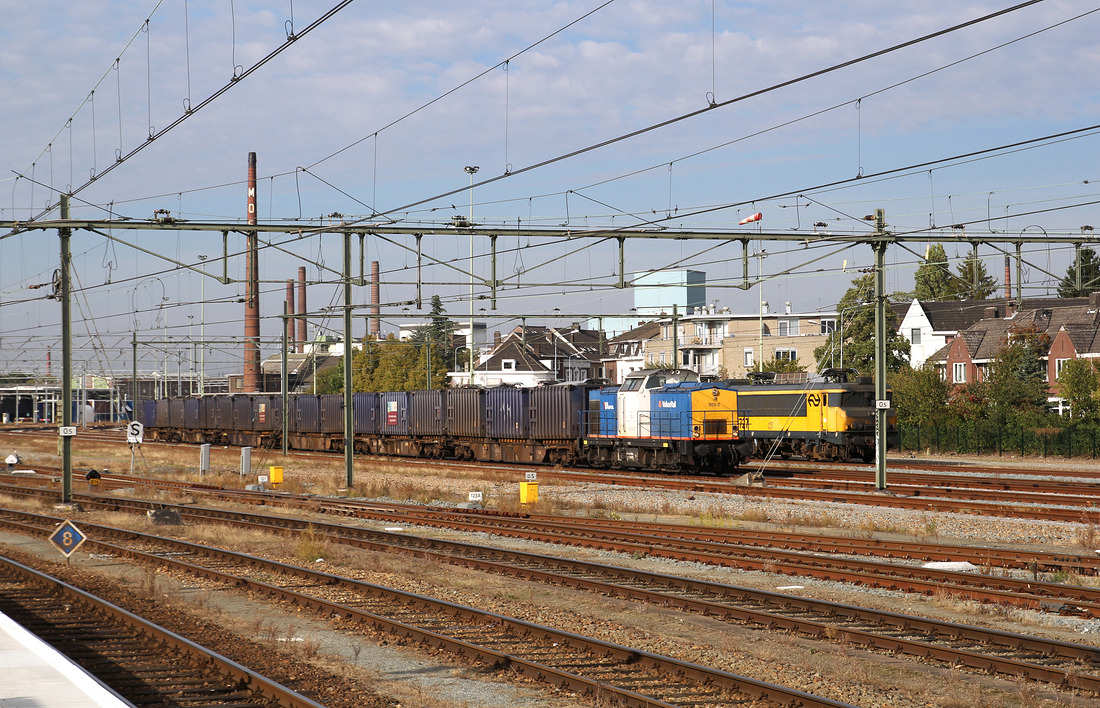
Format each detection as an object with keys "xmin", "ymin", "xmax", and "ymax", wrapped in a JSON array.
[
  {"xmin": 620, "ymin": 378, "xmax": 643, "ymax": 392},
  {"xmin": 645, "ymin": 375, "xmax": 666, "ymax": 389},
  {"xmin": 839, "ymin": 391, "xmax": 873, "ymax": 408}
]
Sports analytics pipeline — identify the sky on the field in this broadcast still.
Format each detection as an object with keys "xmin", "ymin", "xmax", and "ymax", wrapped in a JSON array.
[{"xmin": 1, "ymin": 0, "xmax": 1099, "ymax": 378}]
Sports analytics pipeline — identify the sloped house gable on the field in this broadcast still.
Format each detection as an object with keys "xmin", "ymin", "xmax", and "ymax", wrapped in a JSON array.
[{"xmin": 943, "ymin": 331, "xmax": 983, "ymax": 385}]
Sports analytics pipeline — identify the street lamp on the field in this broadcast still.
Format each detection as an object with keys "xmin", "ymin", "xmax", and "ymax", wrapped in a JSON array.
[
  {"xmin": 566, "ymin": 352, "xmax": 586, "ymax": 382},
  {"xmin": 454, "ymin": 347, "xmax": 469, "ymax": 384},
  {"xmin": 187, "ymin": 314, "xmax": 194, "ymax": 395},
  {"xmin": 464, "ymin": 166, "xmax": 479, "ymax": 384},
  {"xmin": 198, "ymin": 254, "xmax": 207, "ymax": 395},
  {"xmin": 130, "ymin": 276, "xmax": 165, "ymax": 398},
  {"xmin": 756, "ymin": 251, "xmax": 766, "ymax": 372}
]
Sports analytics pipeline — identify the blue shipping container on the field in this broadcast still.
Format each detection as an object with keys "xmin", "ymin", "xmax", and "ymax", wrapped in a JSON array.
[
  {"xmin": 486, "ymin": 387, "xmax": 530, "ymax": 439},
  {"xmin": 410, "ymin": 390, "xmax": 446, "ymax": 436},
  {"xmin": 380, "ymin": 392, "xmax": 411, "ymax": 435},
  {"xmin": 291, "ymin": 395, "xmax": 321, "ymax": 434},
  {"xmin": 354, "ymin": 392, "xmax": 380, "ymax": 435}
]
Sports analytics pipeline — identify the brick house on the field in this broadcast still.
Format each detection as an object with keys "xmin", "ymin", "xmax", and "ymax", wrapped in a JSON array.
[{"xmin": 928, "ymin": 295, "xmax": 1100, "ymax": 411}]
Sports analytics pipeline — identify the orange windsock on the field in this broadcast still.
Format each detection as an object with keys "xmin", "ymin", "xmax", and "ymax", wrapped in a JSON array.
[{"xmin": 738, "ymin": 212, "xmax": 762, "ymax": 225}]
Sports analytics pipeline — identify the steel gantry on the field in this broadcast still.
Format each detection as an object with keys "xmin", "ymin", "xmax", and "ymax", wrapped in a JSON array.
[{"xmin": 5, "ymin": 209, "xmax": 1097, "ymax": 491}]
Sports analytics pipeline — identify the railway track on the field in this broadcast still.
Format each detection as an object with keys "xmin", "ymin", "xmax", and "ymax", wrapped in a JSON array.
[
  {"xmin": 10, "ymin": 446, "xmax": 1100, "ymax": 526},
  {"xmin": 3, "ymin": 502, "xmax": 1100, "ymax": 697},
  {"xmin": 0, "ymin": 554, "xmax": 326, "ymax": 708},
  {"xmin": 0, "ymin": 508, "xmax": 856, "ymax": 708},
  {"xmin": 6, "ymin": 474, "xmax": 1100, "ymax": 614}
]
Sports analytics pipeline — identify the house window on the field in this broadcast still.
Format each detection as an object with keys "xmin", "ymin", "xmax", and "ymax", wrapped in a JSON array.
[
  {"xmin": 502, "ymin": 359, "xmax": 516, "ymax": 371},
  {"xmin": 775, "ymin": 348, "xmax": 796, "ymax": 361},
  {"xmin": 952, "ymin": 362, "xmax": 966, "ymax": 384},
  {"xmin": 1055, "ymin": 358, "xmax": 1070, "ymax": 379},
  {"xmin": 910, "ymin": 328, "xmax": 922, "ymax": 345},
  {"xmin": 777, "ymin": 319, "xmax": 799, "ymax": 336},
  {"xmin": 744, "ymin": 349, "xmax": 754, "ymax": 368},
  {"xmin": 819, "ymin": 319, "xmax": 836, "ymax": 334}
]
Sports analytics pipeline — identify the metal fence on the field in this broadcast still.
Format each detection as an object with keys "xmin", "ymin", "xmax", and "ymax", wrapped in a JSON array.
[{"xmin": 898, "ymin": 423, "xmax": 1100, "ymax": 458}]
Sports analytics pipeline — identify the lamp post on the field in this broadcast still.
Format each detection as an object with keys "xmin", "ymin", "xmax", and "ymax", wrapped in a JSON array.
[
  {"xmin": 756, "ymin": 251, "xmax": 766, "ymax": 372},
  {"xmin": 465, "ymin": 165, "xmax": 478, "ymax": 384},
  {"xmin": 198, "ymin": 254, "xmax": 207, "ymax": 395},
  {"xmin": 187, "ymin": 315, "xmax": 194, "ymax": 395},
  {"xmin": 162, "ymin": 304, "xmax": 168, "ymax": 398},
  {"xmin": 566, "ymin": 352, "xmax": 586, "ymax": 382},
  {"xmin": 454, "ymin": 347, "xmax": 469, "ymax": 384},
  {"xmin": 130, "ymin": 276, "xmax": 166, "ymax": 398}
]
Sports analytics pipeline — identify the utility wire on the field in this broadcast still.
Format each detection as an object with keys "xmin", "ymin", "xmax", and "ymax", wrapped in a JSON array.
[
  {"xmin": 15, "ymin": 0, "xmax": 356, "ymax": 221},
  {"xmin": 358, "ymin": 1, "xmax": 1049, "ymax": 223}
]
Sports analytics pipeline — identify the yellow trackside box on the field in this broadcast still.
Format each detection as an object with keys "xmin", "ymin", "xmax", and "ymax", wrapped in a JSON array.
[
  {"xmin": 519, "ymin": 481, "xmax": 539, "ymax": 504},
  {"xmin": 269, "ymin": 466, "xmax": 283, "ymax": 487}
]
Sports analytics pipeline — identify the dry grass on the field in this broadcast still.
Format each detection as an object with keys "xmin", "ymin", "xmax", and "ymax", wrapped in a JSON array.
[{"xmin": 293, "ymin": 525, "xmax": 331, "ymax": 563}]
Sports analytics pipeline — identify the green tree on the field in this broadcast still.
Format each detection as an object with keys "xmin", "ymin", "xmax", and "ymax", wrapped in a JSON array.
[
  {"xmin": 408, "ymin": 295, "xmax": 456, "ymax": 389},
  {"xmin": 1057, "ymin": 246, "xmax": 1100, "ymax": 297},
  {"xmin": 983, "ymin": 323, "xmax": 1050, "ymax": 425},
  {"xmin": 313, "ymin": 360, "xmax": 344, "ymax": 394},
  {"xmin": 350, "ymin": 338, "xmax": 382, "ymax": 392},
  {"xmin": 913, "ymin": 243, "xmax": 953, "ymax": 301},
  {"xmin": 356, "ymin": 337, "xmax": 419, "ymax": 391},
  {"xmin": 889, "ymin": 362, "xmax": 948, "ymax": 427},
  {"xmin": 814, "ymin": 273, "xmax": 910, "ymax": 376},
  {"xmin": 1056, "ymin": 358, "xmax": 1100, "ymax": 421},
  {"xmin": 759, "ymin": 356, "xmax": 806, "ymax": 374},
  {"xmin": 944, "ymin": 251, "xmax": 996, "ymax": 300},
  {"xmin": 349, "ymin": 297, "xmax": 459, "ymax": 391}
]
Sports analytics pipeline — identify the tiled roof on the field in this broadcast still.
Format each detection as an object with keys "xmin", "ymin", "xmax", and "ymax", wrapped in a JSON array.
[
  {"xmin": 927, "ymin": 301, "xmax": 1100, "ymax": 363},
  {"xmin": 608, "ymin": 320, "xmax": 661, "ymax": 342},
  {"xmin": 918, "ymin": 296, "xmax": 1092, "ymax": 333},
  {"xmin": 1063, "ymin": 326, "xmax": 1100, "ymax": 355},
  {"xmin": 477, "ymin": 340, "xmax": 550, "ymax": 372}
]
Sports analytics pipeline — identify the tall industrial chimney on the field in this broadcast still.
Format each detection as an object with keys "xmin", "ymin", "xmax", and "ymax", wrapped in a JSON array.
[
  {"xmin": 285, "ymin": 279, "xmax": 295, "ymax": 349},
  {"xmin": 297, "ymin": 266, "xmax": 307, "ymax": 353},
  {"xmin": 370, "ymin": 260, "xmax": 380, "ymax": 338},
  {"xmin": 243, "ymin": 152, "xmax": 261, "ymax": 392}
]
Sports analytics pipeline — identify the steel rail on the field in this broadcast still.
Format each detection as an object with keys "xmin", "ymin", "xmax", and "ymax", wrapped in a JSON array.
[
  {"xmin": 6, "ymin": 476, "xmax": 1100, "ymax": 609},
  {"xmin": 0, "ymin": 555, "xmax": 327, "ymax": 708},
  {"xmin": 6, "ymin": 472, "xmax": 1100, "ymax": 571},
  {"xmin": 0, "ymin": 512, "xmax": 854, "ymax": 708},
  {"xmin": 4, "ymin": 507, "xmax": 1100, "ymax": 695}
]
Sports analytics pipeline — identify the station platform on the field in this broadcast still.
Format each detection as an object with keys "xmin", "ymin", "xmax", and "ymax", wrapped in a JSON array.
[{"xmin": 0, "ymin": 609, "xmax": 132, "ymax": 708}]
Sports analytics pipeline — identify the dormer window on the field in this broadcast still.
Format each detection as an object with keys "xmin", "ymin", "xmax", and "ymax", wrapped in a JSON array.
[{"xmin": 502, "ymin": 359, "xmax": 516, "ymax": 370}]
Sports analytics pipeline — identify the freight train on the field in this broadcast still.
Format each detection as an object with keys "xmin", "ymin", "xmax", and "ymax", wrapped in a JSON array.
[{"xmin": 141, "ymin": 367, "xmax": 892, "ymax": 473}]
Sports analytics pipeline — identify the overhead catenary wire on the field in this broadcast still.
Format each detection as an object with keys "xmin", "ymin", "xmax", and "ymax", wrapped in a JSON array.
[
  {"xmin": 26, "ymin": 0, "xmax": 1070, "ymax": 232},
  {"xmin": 4, "ymin": 2, "xmax": 1095, "ymax": 382}
]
